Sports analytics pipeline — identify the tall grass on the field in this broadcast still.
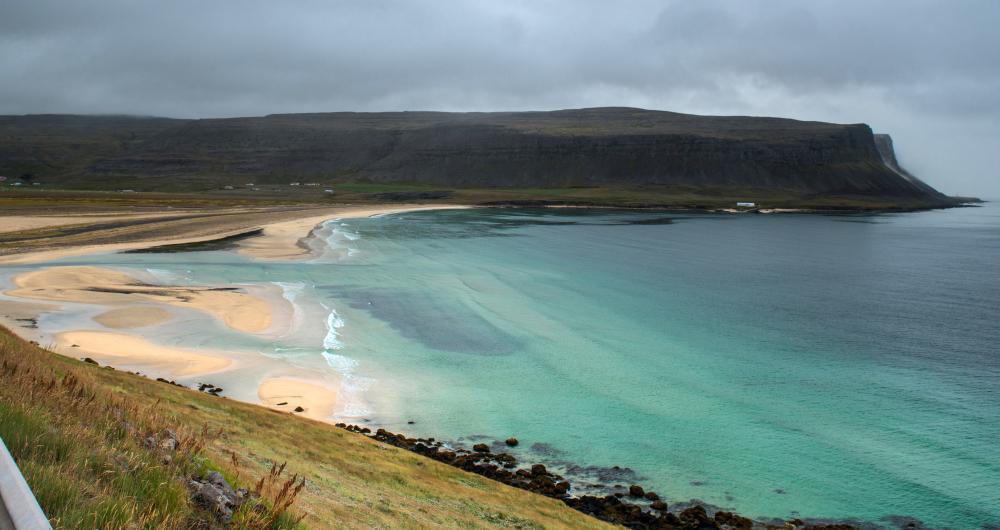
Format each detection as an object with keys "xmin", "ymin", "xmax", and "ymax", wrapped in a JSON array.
[{"xmin": 0, "ymin": 328, "xmax": 305, "ymax": 529}]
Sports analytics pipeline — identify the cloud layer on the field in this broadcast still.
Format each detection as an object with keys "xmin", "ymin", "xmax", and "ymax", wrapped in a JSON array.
[{"xmin": 2, "ymin": 0, "xmax": 997, "ymax": 195}]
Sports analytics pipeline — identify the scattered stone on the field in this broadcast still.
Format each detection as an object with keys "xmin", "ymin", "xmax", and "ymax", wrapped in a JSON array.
[
  {"xmin": 679, "ymin": 505, "xmax": 712, "ymax": 527},
  {"xmin": 189, "ymin": 471, "xmax": 240, "ymax": 522},
  {"xmin": 276, "ymin": 401, "xmax": 288, "ymax": 406},
  {"xmin": 327, "ymin": 423, "xmax": 847, "ymax": 530},
  {"xmin": 294, "ymin": 406, "xmax": 305, "ymax": 412},
  {"xmin": 71, "ymin": 344, "xmax": 79, "ymax": 348},
  {"xmin": 715, "ymin": 510, "xmax": 754, "ymax": 528},
  {"xmin": 159, "ymin": 429, "xmax": 179, "ymax": 451},
  {"xmin": 82, "ymin": 357, "xmax": 98, "ymax": 365},
  {"xmin": 407, "ymin": 420, "xmax": 415, "ymax": 424},
  {"xmin": 505, "ymin": 437, "xmax": 519, "ymax": 447}
]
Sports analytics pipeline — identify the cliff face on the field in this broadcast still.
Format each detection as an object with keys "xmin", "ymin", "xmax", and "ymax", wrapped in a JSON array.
[
  {"xmin": 873, "ymin": 133, "xmax": 946, "ymax": 199},
  {"xmin": 0, "ymin": 108, "xmax": 952, "ymax": 203}
]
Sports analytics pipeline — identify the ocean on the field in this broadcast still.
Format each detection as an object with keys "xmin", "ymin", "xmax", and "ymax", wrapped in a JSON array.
[{"xmin": 9, "ymin": 203, "xmax": 1000, "ymax": 528}]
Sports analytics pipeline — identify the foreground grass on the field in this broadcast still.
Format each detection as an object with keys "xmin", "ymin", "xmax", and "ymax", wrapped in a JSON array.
[{"xmin": 0, "ymin": 327, "xmax": 608, "ymax": 529}]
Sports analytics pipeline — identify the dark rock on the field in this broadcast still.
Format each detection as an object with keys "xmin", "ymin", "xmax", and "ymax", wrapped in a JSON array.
[
  {"xmin": 715, "ymin": 510, "xmax": 753, "ymax": 528},
  {"xmin": 679, "ymin": 505, "xmax": 714, "ymax": 528},
  {"xmin": 472, "ymin": 443, "xmax": 490, "ymax": 453},
  {"xmin": 294, "ymin": 406, "xmax": 305, "ymax": 412},
  {"xmin": 189, "ymin": 471, "xmax": 240, "ymax": 522},
  {"xmin": 159, "ymin": 429, "xmax": 178, "ymax": 451},
  {"xmin": 650, "ymin": 500, "xmax": 667, "ymax": 511},
  {"xmin": 82, "ymin": 357, "xmax": 98, "ymax": 365},
  {"xmin": 530, "ymin": 464, "xmax": 547, "ymax": 476},
  {"xmin": 276, "ymin": 401, "xmax": 287, "ymax": 406},
  {"xmin": 644, "ymin": 491, "xmax": 659, "ymax": 501},
  {"xmin": 505, "ymin": 437, "xmax": 519, "ymax": 446},
  {"xmin": 628, "ymin": 484, "xmax": 645, "ymax": 497}
]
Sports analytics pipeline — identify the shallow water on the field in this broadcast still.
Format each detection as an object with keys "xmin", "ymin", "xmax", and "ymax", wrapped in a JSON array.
[{"xmin": 7, "ymin": 203, "xmax": 1000, "ymax": 527}]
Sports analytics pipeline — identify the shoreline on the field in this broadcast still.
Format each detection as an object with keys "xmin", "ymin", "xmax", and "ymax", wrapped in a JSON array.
[
  {"xmin": 0, "ymin": 203, "xmax": 937, "ymax": 529},
  {"xmin": 0, "ymin": 204, "xmax": 470, "ymax": 425},
  {"xmin": 0, "ymin": 203, "xmax": 471, "ymax": 265}
]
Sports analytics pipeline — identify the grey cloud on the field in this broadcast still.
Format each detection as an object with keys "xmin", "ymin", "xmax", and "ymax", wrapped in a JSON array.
[{"xmin": 1, "ymin": 0, "xmax": 998, "ymax": 195}]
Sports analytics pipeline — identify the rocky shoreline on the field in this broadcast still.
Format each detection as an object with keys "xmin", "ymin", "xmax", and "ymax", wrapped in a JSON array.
[
  {"xmin": 78, "ymin": 356, "xmax": 918, "ymax": 530},
  {"xmin": 334, "ymin": 423, "xmax": 865, "ymax": 530}
]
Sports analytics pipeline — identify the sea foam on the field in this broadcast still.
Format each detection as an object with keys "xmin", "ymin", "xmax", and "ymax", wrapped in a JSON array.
[
  {"xmin": 312, "ymin": 219, "xmax": 361, "ymax": 261},
  {"xmin": 319, "ymin": 303, "xmax": 372, "ymax": 417}
]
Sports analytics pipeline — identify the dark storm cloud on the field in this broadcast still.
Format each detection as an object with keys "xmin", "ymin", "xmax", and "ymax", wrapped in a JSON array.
[{"xmin": 1, "ymin": 0, "xmax": 998, "ymax": 195}]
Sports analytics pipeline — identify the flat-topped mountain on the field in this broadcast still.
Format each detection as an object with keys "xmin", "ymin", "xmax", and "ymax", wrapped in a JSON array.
[{"xmin": 0, "ymin": 107, "xmax": 958, "ymax": 207}]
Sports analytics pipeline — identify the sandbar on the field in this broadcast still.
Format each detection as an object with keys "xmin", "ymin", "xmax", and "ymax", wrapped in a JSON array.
[
  {"xmin": 93, "ymin": 306, "xmax": 173, "ymax": 329},
  {"xmin": 7, "ymin": 266, "xmax": 272, "ymax": 333},
  {"xmin": 258, "ymin": 376, "xmax": 341, "ymax": 422},
  {"xmin": 55, "ymin": 330, "xmax": 233, "ymax": 378}
]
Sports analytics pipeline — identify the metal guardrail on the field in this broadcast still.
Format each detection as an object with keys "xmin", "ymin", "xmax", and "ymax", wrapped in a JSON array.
[{"xmin": 0, "ymin": 437, "xmax": 50, "ymax": 530}]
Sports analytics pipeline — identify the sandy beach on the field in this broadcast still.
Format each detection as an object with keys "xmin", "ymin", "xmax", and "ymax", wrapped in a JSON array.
[
  {"xmin": 55, "ymin": 330, "xmax": 233, "ymax": 378},
  {"xmin": 92, "ymin": 306, "xmax": 173, "ymax": 329},
  {"xmin": 0, "ymin": 203, "xmax": 467, "ymax": 423},
  {"xmin": 258, "ymin": 376, "xmax": 341, "ymax": 422},
  {"xmin": 0, "ymin": 212, "xmax": 184, "ymax": 234},
  {"xmin": 7, "ymin": 266, "xmax": 274, "ymax": 333},
  {"xmin": 0, "ymin": 203, "xmax": 469, "ymax": 265},
  {"xmin": 235, "ymin": 204, "xmax": 470, "ymax": 260}
]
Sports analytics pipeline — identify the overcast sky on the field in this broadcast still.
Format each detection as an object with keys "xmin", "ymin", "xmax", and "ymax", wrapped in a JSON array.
[{"xmin": 1, "ymin": 0, "xmax": 997, "ymax": 196}]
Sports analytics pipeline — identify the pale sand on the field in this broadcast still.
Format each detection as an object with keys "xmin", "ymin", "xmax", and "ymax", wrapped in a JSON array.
[
  {"xmin": 7, "ymin": 266, "xmax": 272, "ymax": 333},
  {"xmin": 0, "ymin": 204, "xmax": 469, "ymax": 265},
  {"xmin": 0, "ymin": 226, "xmax": 261, "ymax": 265},
  {"xmin": 0, "ymin": 205, "xmax": 461, "ymax": 423},
  {"xmin": 55, "ymin": 330, "xmax": 233, "ymax": 378},
  {"xmin": 93, "ymin": 306, "xmax": 173, "ymax": 329},
  {"xmin": 0, "ymin": 212, "xmax": 182, "ymax": 234},
  {"xmin": 0, "ymin": 299, "xmax": 57, "ymax": 344},
  {"xmin": 236, "ymin": 204, "xmax": 471, "ymax": 260},
  {"xmin": 258, "ymin": 376, "xmax": 341, "ymax": 422}
]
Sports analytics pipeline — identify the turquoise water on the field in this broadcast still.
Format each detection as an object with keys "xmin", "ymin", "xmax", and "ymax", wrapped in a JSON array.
[{"xmin": 9, "ymin": 204, "xmax": 1000, "ymax": 528}]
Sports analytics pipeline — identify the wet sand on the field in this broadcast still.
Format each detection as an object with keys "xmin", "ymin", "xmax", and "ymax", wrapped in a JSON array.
[
  {"xmin": 93, "ymin": 306, "xmax": 173, "ymax": 329},
  {"xmin": 0, "ymin": 204, "xmax": 469, "ymax": 424},
  {"xmin": 55, "ymin": 330, "xmax": 233, "ymax": 378},
  {"xmin": 258, "ymin": 377, "xmax": 341, "ymax": 422},
  {"xmin": 6, "ymin": 266, "xmax": 274, "ymax": 333},
  {"xmin": 235, "ymin": 204, "xmax": 470, "ymax": 260}
]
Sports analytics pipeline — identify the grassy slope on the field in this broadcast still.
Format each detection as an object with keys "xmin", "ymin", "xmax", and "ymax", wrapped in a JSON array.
[{"xmin": 0, "ymin": 326, "xmax": 609, "ymax": 529}]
